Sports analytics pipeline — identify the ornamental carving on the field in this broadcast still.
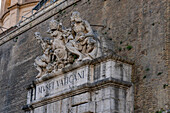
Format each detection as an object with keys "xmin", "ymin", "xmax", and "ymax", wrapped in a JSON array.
[{"xmin": 34, "ymin": 11, "xmax": 104, "ymax": 79}]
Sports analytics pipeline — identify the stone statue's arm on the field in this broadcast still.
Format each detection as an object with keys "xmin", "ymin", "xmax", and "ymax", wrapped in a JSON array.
[
  {"xmin": 84, "ymin": 21, "xmax": 94, "ymax": 37},
  {"xmin": 61, "ymin": 28, "xmax": 73, "ymax": 42}
]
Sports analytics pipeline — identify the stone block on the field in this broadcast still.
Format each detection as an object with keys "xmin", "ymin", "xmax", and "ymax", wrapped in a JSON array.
[
  {"xmin": 110, "ymin": 98, "xmax": 121, "ymax": 112},
  {"xmin": 96, "ymin": 99, "xmax": 112, "ymax": 113},
  {"xmin": 112, "ymin": 61, "xmax": 123, "ymax": 80},
  {"xmin": 72, "ymin": 92, "xmax": 90, "ymax": 106},
  {"xmin": 34, "ymin": 105, "xmax": 47, "ymax": 113},
  {"xmin": 61, "ymin": 98, "xmax": 69, "ymax": 113},
  {"xmin": 47, "ymin": 101, "xmax": 61, "ymax": 113},
  {"xmin": 122, "ymin": 64, "xmax": 132, "ymax": 82},
  {"xmin": 71, "ymin": 106, "xmax": 77, "ymax": 113},
  {"xmin": 94, "ymin": 64, "xmax": 101, "ymax": 81},
  {"xmin": 92, "ymin": 87, "xmax": 112, "ymax": 102},
  {"xmin": 105, "ymin": 60, "xmax": 113, "ymax": 79},
  {"xmin": 77, "ymin": 103, "xmax": 90, "ymax": 113}
]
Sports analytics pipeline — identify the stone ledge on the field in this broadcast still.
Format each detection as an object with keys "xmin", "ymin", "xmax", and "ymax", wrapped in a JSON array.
[{"xmin": 22, "ymin": 104, "xmax": 33, "ymax": 111}]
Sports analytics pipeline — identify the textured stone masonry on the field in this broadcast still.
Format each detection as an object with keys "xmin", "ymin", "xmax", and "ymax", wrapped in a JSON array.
[{"xmin": 0, "ymin": 0, "xmax": 169, "ymax": 113}]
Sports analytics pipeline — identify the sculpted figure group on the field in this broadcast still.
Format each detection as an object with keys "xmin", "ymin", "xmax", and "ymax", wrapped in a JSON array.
[{"xmin": 34, "ymin": 11, "xmax": 101, "ymax": 78}]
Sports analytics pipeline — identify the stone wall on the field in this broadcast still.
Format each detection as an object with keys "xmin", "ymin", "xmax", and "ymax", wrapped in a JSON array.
[{"xmin": 0, "ymin": 0, "xmax": 169, "ymax": 113}]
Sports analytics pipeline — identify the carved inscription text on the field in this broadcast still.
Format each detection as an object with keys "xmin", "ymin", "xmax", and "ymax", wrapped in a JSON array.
[{"xmin": 37, "ymin": 70, "xmax": 85, "ymax": 94}]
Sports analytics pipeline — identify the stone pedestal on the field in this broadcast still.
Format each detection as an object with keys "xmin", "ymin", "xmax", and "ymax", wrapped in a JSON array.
[{"xmin": 23, "ymin": 55, "xmax": 134, "ymax": 113}]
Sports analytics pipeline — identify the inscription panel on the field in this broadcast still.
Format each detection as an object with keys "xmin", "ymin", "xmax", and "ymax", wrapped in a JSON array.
[{"xmin": 35, "ymin": 66, "xmax": 89, "ymax": 100}]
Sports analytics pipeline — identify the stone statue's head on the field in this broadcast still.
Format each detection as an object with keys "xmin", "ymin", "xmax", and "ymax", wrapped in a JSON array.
[
  {"xmin": 49, "ymin": 19, "xmax": 62, "ymax": 31},
  {"xmin": 35, "ymin": 32, "xmax": 41, "ymax": 38},
  {"xmin": 43, "ymin": 37, "xmax": 52, "ymax": 45},
  {"xmin": 71, "ymin": 11, "xmax": 82, "ymax": 22}
]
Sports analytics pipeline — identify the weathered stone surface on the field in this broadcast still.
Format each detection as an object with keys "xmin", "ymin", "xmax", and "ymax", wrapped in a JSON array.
[
  {"xmin": 0, "ymin": 0, "xmax": 169, "ymax": 113},
  {"xmin": 72, "ymin": 92, "xmax": 90, "ymax": 106}
]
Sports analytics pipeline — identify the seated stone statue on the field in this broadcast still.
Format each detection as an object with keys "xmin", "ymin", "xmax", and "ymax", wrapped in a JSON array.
[
  {"xmin": 48, "ymin": 20, "xmax": 68, "ymax": 70},
  {"xmin": 66, "ymin": 11, "xmax": 97, "ymax": 61},
  {"xmin": 34, "ymin": 32, "xmax": 53, "ymax": 78}
]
